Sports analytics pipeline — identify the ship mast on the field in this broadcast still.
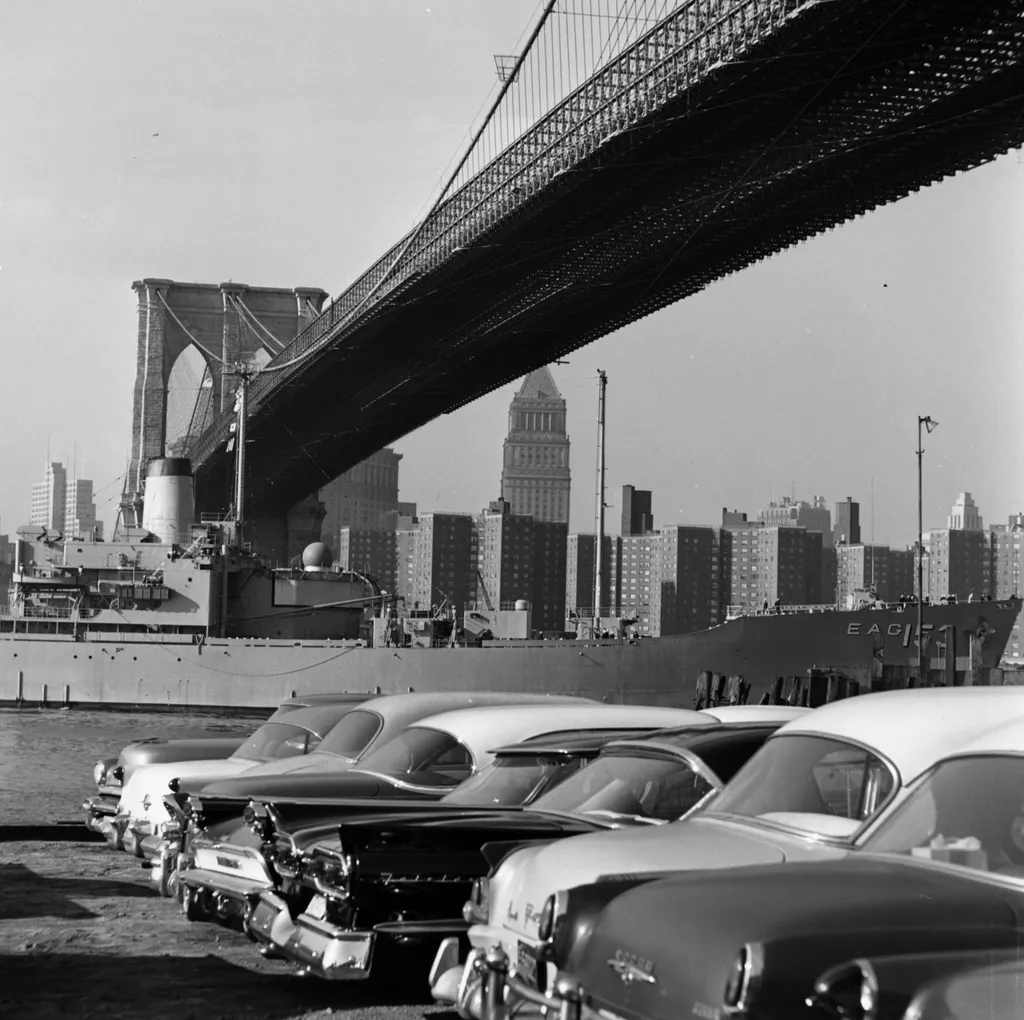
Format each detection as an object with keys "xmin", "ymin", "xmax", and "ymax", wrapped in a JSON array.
[{"xmin": 594, "ymin": 370, "xmax": 607, "ymax": 637}]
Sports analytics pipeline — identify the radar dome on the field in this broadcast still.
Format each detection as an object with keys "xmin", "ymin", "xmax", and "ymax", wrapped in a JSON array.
[{"xmin": 301, "ymin": 542, "xmax": 334, "ymax": 569}]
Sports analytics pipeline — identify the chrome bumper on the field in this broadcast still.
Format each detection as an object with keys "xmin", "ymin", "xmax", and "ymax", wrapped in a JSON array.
[
  {"xmin": 82, "ymin": 806, "xmax": 129, "ymax": 850},
  {"xmin": 276, "ymin": 911, "xmax": 376, "ymax": 980},
  {"xmin": 247, "ymin": 890, "xmax": 296, "ymax": 947}
]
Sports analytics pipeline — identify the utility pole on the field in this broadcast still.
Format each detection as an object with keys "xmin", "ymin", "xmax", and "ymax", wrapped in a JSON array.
[
  {"xmin": 594, "ymin": 370, "xmax": 607, "ymax": 637},
  {"xmin": 916, "ymin": 415, "xmax": 939, "ymax": 686}
]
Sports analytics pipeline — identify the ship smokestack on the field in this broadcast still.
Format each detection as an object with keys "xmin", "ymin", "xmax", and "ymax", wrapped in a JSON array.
[{"xmin": 142, "ymin": 457, "xmax": 195, "ymax": 544}]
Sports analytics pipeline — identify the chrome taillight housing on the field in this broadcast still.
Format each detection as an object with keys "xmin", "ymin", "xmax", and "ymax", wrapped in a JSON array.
[{"xmin": 305, "ymin": 848, "xmax": 352, "ymax": 899}]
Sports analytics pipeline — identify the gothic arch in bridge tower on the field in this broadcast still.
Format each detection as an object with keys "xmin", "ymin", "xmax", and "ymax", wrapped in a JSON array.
[{"xmin": 165, "ymin": 343, "xmax": 215, "ymax": 457}]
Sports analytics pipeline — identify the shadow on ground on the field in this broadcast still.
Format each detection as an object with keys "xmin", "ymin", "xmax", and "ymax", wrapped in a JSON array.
[
  {"xmin": 0, "ymin": 951, "xmax": 439, "ymax": 1020},
  {"xmin": 0, "ymin": 863, "xmax": 157, "ymax": 920}
]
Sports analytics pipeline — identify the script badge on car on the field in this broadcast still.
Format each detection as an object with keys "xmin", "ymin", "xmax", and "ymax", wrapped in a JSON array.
[{"xmin": 607, "ymin": 949, "xmax": 656, "ymax": 986}]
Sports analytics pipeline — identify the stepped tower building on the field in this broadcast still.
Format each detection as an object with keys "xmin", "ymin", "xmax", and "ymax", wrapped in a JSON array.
[{"xmin": 499, "ymin": 366, "xmax": 571, "ymax": 524}]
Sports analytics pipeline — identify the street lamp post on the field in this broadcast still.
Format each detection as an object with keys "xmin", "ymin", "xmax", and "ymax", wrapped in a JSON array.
[{"xmin": 916, "ymin": 415, "xmax": 939, "ymax": 686}]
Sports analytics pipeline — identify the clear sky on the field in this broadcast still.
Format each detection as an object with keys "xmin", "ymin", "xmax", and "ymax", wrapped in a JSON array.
[{"xmin": 2, "ymin": 1, "xmax": 1021, "ymax": 549}]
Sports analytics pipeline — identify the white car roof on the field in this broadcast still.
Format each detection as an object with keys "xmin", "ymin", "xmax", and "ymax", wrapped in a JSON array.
[
  {"xmin": 773, "ymin": 687, "xmax": 1024, "ymax": 782},
  {"xmin": 939, "ymin": 715, "xmax": 1024, "ymax": 757},
  {"xmin": 336, "ymin": 690, "xmax": 589, "ymax": 732},
  {"xmin": 700, "ymin": 705, "xmax": 810, "ymax": 724},
  {"xmin": 404, "ymin": 703, "xmax": 709, "ymax": 762}
]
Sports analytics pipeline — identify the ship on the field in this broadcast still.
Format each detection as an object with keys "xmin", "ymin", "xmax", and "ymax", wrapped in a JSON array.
[{"xmin": 1, "ymin": 455, "xmax": 1019, "ymax": 711}]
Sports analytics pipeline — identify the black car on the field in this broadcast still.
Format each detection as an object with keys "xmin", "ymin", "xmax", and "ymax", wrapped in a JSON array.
[
  {"xmin": 241, "ymin": 722, "xmax": 782, "ymax": 981},
  {"xmin": 493, "ymin": 744, "xmax": 1024, "ymax": 1020}
]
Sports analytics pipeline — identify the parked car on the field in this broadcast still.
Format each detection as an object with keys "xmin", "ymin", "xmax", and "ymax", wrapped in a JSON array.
[
  {"xmin": 174, "ymin": 703, "xmax": 707, "ymax": 927},
  {"xmin": 83, "ymin": 692, "xmax": 371, "ymax": 848},
  {"xmin": 246, "ymin": 712, "xmax": 804, "ymax": 983},
  {"xmin": 478, "ymin": 708, "xmax": 1024, "ymax": 1020},
  {"xmin": 808, "ymin": 947, "xmax": 1024, "ymax": 1020},
  {"xmin": 449, "ymin": 687, "xmax": 1024, "ymax": 1018},
  {"xmin": 114, "ymin": 700, "xmax": 381, "ymax": 855}
]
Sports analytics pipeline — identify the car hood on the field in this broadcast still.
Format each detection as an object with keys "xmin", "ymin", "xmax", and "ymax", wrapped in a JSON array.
[
  {"xmin": 493, "ymin": 816, "xmax": 831, "ymax": 940},
  {"xmin": 120, "ymin": 736, "xmax": 247, "ymax": 772},
  {"xmin": 571, "ymin": 856, "xmax": 1024, "ymax": 1020}
]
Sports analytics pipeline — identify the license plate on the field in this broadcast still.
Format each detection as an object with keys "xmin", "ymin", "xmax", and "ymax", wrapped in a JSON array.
[
  {"xmin": 306, "ymin": 894, "xmax": 328, "ymax": 921},
  {"xmin": 516, "ymin": 940, "xmax": 539, "ymax": 987}
]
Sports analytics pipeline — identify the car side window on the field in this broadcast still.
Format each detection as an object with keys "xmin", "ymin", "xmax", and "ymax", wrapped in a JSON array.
[{"xmin": 812, "ymin": 749, "xmax": 894, "ymax": 819}]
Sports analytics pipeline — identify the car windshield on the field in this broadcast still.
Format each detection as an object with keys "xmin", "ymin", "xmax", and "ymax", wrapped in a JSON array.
[
  {"xmin": 356, "ymin": 726, "xmax": 474, "ymax": 788},
  {"xmin": 530, "ymin": 749, "xmax": 715, "ymax": 823},
  {"xmin": 442, "ymin": 754, "xmax": 585, "ymax": 807},
  {"xmin": 707, "ymin": 734, "xmax": 896, "ymax": 837},
  {"xmin": 313, "ymin": 710, "xmax": 383, "ymax": 760},
  {"xmin": 863, "ymin": 755, "xmax": 1024, "ymax": 877},
  {"xmin": 232, "ymin": 723, "xmax": 319, "ymax": 761}
]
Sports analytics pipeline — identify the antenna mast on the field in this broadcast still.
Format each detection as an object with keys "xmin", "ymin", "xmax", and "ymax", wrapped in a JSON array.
[{"xmin": 594, "ymin": 370, "xmax": 607, "ymax": 637}]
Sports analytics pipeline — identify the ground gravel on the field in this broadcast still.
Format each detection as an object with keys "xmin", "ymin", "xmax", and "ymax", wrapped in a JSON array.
[{"xmin": 0, "ymin": 839, "xmax": 451, "ymax": 1020}]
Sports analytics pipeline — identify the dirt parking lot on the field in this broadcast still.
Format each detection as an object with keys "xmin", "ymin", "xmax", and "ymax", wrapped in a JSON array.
[{"xmin": 0, "ymin": 839, "xmax": 451, "ymax": 1020}]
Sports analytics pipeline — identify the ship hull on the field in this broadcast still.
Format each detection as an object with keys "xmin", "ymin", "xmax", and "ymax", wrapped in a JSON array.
[{"xmin": 0, "ymin": 600, "xmax": 1019, "ymax": 711}]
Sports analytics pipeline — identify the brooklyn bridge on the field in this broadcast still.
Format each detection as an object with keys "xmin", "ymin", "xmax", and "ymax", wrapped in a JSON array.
[{"xmin": 128, "ymin": 0, "xmax": 1024, "ymax": 557}]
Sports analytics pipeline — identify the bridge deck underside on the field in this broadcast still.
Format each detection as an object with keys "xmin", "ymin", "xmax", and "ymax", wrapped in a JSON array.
[{"xmin": 191, "ymin": 0, "xmax": 1024, "ymax": 517}]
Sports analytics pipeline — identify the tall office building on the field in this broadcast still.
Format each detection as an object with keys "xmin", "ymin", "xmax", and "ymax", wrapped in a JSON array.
[
  {"xmin": 833, "ymin": 497, "xmax": 861, "ymax": 545},
  {"xmin": 321, "ymin": 448, "xmax": 415, "ymax": 584},
  {"xmin": 476, "ymin": 499, "xmax": 566, "ymax": 634},
  {"xmin": 621, "ymin": 486, "xmax": 653, "ymax": 536},
  {"xmin": 619, "ymin": 532, "xmax": 660, "ymax": 634},
  {"xmin": 924, "ymin": 493, "xmax": 992, "ymax": 601},
  {"xmin": 64, "ymin": 478, "xmax": 102, "ymax": 541},
  {"xmin": 652, "ymin": 526, "xmax": 722, "ymax": 635},
  {"xmin": 990, "ymin": 513, "xmax": 1023, "ymax": 666},
  {"xmin": 722, "ymin": 523, "xmax": 823, "ymax": 611},
  {"xmin": 30, "ymin": 462, "xmax": 67, "ymax": 532},
  {"xmin": 404, "ymin": 512, "xmax": 475, "ymax": 614},
  {"xmin": 320, "ymin": 448, "xmax": 408, "ymax": 536},
  {"xmin": 948, "ymin": 492, "xmax": 984, "ymax": 531},
  {"xmin": 566, "ymin": 534, "xmax": 620, "ymax": 618},
  {"xmin": 499, "ymin": 367, "xmax": 571, "ymax": 524}
]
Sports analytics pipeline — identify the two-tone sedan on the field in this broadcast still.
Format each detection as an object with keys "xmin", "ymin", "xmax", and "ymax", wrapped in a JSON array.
[
  {"xmin": 172, "ymin": 702, "xmax": 703, "ymax": 926},
  {"xmin": 85, "ymin": 692, "xmax": 372, "ymax": 845},
  {"xmin": 476, "ymin": 705, "xmax": 1024, "ymax": 1020},
  {"xmin": 114, "ymin": 700, "xmax": 371, "ymax": 856},
  {"xmin": 452, "ymin": 686, "xmax": 1024, "ymax": 1018},
  {"xmin": 246, "ymin": 712, "xmax": 803, "ymax": 984}
]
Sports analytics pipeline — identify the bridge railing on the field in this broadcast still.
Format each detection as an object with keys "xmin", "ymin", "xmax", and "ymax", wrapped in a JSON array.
[{"xmin": 190, "ymin": 0, "xmax": 815, "ymax": 457}]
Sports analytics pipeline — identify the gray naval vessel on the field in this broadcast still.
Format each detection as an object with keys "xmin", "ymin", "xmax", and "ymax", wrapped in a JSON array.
[{"xmin": 1, "ymin": 457, "xmax": 1019, "ymax": 711}]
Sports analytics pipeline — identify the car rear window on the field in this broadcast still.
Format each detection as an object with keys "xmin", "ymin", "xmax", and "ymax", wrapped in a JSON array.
[
  {"xmin": 708, "ymin": 734, "xmax": 896, "ymax": 833},
  {"xmin": 314, "ymin": 710, "xmax": 383, "ymax": 760},
  {"xmin": 233, "ymin": 723, "xmax": 319, "ymax": 761},
  {"xmin": 357, "ymin": 726, "xmax": 474, "ymax": 786}
]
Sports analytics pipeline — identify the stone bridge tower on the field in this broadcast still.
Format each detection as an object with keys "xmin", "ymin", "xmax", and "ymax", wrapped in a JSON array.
[{"xmin": 123, "ymin": 279, "xmax": 328, "ymax": 555}]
